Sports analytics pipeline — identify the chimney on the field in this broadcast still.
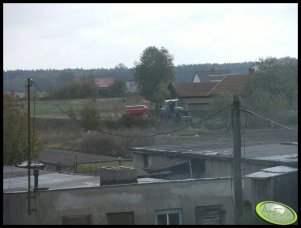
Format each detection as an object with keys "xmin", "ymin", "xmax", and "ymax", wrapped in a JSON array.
[{"xmin": 100, "ymin": 166, "xmax": 137, "ymax": 185}]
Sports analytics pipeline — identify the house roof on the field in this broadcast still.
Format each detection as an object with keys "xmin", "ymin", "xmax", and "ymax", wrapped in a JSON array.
[
  {"xmin": 245, "ymin": 166, "xmax": 297, "ymax": 179},
  {"xmin": 3, "ymin": 166, "xmax": 223, "ymax": 193},
  {"xmin": 194, "ymin": 69, "xmax": 232, "ymax": 82},
  {"xmin": 144, "ymin": 158, "xmax": 190, "ymax": 172},
  {"xmin": 94, "ymin": 77, "xmax": 115, "ymax": 88},
  {"xmin": 208, "ymin": 74, "xmax": 250, "ymax": 96},
  {"xmin": 171, "ymin": 82, "xmax": 218, "ymax": 97},
  {"xmin": 171, "ymin": 74, "xmax": 250, "ymax": 99},
  {"xmin": 131, "ymin": 142, "xmax": 298, "ymax": 166}
]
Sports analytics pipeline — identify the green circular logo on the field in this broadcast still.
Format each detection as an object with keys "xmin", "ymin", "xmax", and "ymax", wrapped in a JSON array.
[{"xmin": 255, "ymin": 201, "xmax": 298, "ymax": 225}]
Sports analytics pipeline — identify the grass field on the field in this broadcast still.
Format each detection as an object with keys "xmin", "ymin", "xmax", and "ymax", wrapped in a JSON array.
[
  {"xmin": 19, "ymin": 96, "xmax": 150, "ymax": 119},
  {"xmin": 20, "ymin": 96, "xmax": 297, "ymax": 161}
]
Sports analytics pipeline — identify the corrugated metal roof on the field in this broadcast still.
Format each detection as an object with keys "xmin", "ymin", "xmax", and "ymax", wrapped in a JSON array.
[
  {"xmin": 131, "ymin": 143, "xmax": 298, "ymax": 165},
  {"xmin": 4, "ymin": 167, "xmax": 226, "ymax": 193},
  {"xmin": 250, "ymin": 154, "xmax": 298, "ymax": 164},
  {"xmin": 261, "ymin": 166, "xmax": 297, "ymax": 173},
  {"xmin": 245, "ymin": 166, "xmax": 297, "ymax": 179}
]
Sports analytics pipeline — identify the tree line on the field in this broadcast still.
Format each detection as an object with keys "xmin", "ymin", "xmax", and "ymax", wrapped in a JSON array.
[
  {"xmin": 47, "ymin": 76, "xmax": 126, "ymax": 99},
  {"xmin": 3, "ymin": 60, "xmax": 258, "ymax": 93}
]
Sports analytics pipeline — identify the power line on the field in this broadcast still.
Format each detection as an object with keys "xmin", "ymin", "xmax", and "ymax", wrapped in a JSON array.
[
  {"xmin": 96, "ymin": 105, "xmax": 231, "ymax": 138},
  {"xmin": 31, "ymin": 80, "xmax": 231, "ymax": 139},
  {"xmin": 240, "ymin": 108, "xmax": 297, "ymax": 132},
  {"xmin": 32, "ymin": 81, "xmax": 70, "ymax": 115}
]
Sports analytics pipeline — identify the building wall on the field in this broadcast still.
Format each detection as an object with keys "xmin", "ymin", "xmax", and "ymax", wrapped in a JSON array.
[
  {"xmin": 205, "ymin": 160, "xmax": 232, "ymax": 178},
  {"xmin": 192, "ymin": 74, "xmax": 200, "ymax": 83},
  {"xmin": 272, "ymin": 173, "xmax": 298, "ymax": 214},
  {"xmin": 133, "ymin": 153, "xmax": 171, "ymax": 177},
  {"xmin": 205, "ymin": 159, "xmax": 271, "ymax": 178},
  {"xmin": 3, "ymin": 178, "xmax": 234, "ymax": 225},
  {"xmin": 133, "ymin": 153, "xmax": 147, "ymax": 176},
  {"xmin": 188, "ymin": 104, "xmax": 210, "ymax": 111},
  {"xmin": 125, "ymin": 81, "xmax": 137, "ymax": 93},
  {"xmin": 243, "ymin": 171, "xmax": 298, "ymax": 224}
]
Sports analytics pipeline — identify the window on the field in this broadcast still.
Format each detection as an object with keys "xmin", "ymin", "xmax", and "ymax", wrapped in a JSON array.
[
  {"xmin": 155, "ymin": 209, "xmax": 183, "ymax": 225},
  {"xmin": 195, "ymin": 205, "xmax": 225, "ymax": 225},
  {"xmin": 106, "ymin": 212, "xmax": 134, "ymax": 225},
  {"xmin": 143, "ymin": 154, "xmax": 149, "ymax": 167},
  {"xmin": 62, "ymin": 215, "xmax": 91, "ymax": 225}
]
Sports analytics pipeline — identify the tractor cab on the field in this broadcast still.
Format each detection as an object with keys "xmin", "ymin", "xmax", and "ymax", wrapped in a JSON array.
[{"xmin": 160, "ymin": 99, "xmax": 190, "ymax": 121}]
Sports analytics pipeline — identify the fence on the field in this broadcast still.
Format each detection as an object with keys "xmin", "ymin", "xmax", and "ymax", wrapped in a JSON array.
[{"xmin": 41, "ymin": 159, "xmax": 133, "ymax": 176}]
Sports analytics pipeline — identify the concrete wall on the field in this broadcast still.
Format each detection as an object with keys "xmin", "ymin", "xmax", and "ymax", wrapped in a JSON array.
[
  {"xmin": 100, "ymin": 167, "xmax": 137, "ymax": 185},
  {"xmin": 205, "ymin": 160, "xmax": 232, "ymax": 178},
  {"xmin": 148, "ymin": 154, "xmax": 171, "ymax": 166},
  {"xmin": 3, "ymin": 178, "xmax": 234, "ymax": 225},
  {"xmin": 133, "ymin": 153, "xmax": 171, "ymax": 177},
  {"xmin": 205, "ymin": 159, "xmax": 270, "ymax": 179}
]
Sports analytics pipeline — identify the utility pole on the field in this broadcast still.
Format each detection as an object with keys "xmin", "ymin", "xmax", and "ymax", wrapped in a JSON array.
[
  {"xmin": 232, "ymin": 95, "xmax": 243, "ymax": 224},
  {"xmin": 27, "ymin": 78, "xmax": 32, "ymax": 215}
]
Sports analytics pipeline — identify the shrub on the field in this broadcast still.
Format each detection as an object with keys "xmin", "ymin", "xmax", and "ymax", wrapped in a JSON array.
[
  {"xmin": 80, "ymin": 102, "xmax": 100, "ymax": 131},
  {"xmin": 117, "ymin": 114, "xmax": 154, "ymax": 128},
  {"xmin": 79, "ymin": 129, "xmax": 153, "ymax": 158}
]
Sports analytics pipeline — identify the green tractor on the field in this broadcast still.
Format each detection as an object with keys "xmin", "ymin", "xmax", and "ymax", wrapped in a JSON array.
[{"xmin": 160, "ymin": 99, "xmax": 191, "ymax": 122}]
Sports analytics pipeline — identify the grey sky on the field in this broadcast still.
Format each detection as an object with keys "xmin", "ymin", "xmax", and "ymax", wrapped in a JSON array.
[{"xmin": 3, "ymin": 3, "xmax": 298, "ymax": 70}]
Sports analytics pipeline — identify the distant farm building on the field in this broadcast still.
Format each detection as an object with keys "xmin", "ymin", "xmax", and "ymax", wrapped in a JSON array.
[
  {"xmin": 192, "ymin": 69, "xmax": 232, "ymax": 83},
  {"xmin": 94, "ymin": 77, "xmax": 116, "ymax": 96},
  {"xmin": 170, "ymin": 74, "xmax": 250, "ymax": 113},
  {"xmin": 125, "ymin": 80, "xmax": 138, "ymax": 93}
]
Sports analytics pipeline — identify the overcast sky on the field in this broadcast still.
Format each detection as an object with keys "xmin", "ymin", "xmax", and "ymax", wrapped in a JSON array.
[{"xmin": 3, "ymin": 3, "xmax": 298, "ymax": 70}]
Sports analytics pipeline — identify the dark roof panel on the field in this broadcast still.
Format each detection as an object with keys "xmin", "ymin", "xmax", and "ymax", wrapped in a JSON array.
[
  {"xmin": 172, "ymin": 82, "xmax": 218, "ymax": 97},
  {"xmin": 209, "ymin": 75, "xmax": 250, "ymax": 95}
]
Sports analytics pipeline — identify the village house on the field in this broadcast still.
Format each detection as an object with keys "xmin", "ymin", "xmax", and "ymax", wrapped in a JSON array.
[
  {"xmin": 94, "ymin": 77, "xmax": 116, "ymax": 96},
  {"xmin": 168, "ymin": 65, "xmax": 258, "ymax": 114},
  {"xmin": 192, "ymin": 69, "xmax": 232, "ymax": 83},
  {"xmin": 169, "ymin": 73, "xmax": 251, "ymax": 113}
]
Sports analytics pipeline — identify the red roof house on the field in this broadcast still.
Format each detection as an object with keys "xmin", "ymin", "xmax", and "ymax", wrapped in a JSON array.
[{"xmin": 94, "ymin": 77, "xmax": 116, "ymax": 89}]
